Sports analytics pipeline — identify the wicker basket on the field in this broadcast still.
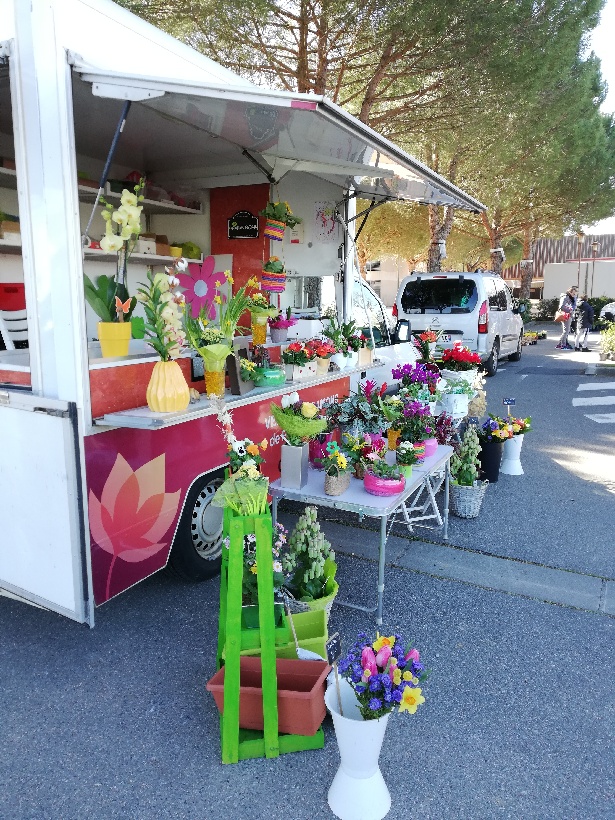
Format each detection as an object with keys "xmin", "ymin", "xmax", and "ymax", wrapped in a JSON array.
[{"xmin": 449, "ymin": 480, "xmax": 489, "ymax": 518}]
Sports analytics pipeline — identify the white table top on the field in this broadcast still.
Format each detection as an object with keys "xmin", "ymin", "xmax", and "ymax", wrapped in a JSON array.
[{"xmin": 270, "ymin": 445, "xmax": 453, "ymax": 518}]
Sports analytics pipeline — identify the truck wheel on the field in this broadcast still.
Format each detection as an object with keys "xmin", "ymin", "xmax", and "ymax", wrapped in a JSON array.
[
  {"xmin": 508, "ymin": 333, "xmax": 523, "ymax": 361},
  {"xmin": 167, "ymin": 469, "xmax": 225, "ymax": 581},
  {"xmin": 483, "ymin": 339, "xmax": 499, "ymax": 377}
]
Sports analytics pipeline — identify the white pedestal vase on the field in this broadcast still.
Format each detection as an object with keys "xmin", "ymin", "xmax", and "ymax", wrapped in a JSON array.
[
  {"xmin": 325, "ymin": 680, "xmax": 391, "ymax": 820},
  {"xmin": 500, "ymin": 434, "xmax": 525, "ymax": 475},
  {"xmin": 440, "ymin": 392, "xmax": 469, "ymax": 418}
]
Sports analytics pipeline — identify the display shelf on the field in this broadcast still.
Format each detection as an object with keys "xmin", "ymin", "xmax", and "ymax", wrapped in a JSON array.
[
  {"xmin": 0, "ymin": 240, "xmax": 22, "ymax": 255},
  {"xmin": 83, "ymin": 248, "xmax": 204, "ymax": 265}
]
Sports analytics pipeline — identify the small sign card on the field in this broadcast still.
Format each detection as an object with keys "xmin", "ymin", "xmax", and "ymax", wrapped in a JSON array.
[
  {"xmin": 467, "ymin": 416, "xmax": 479, "ymax": 425},
  {"xmin": 227, "ymin": 210, "xmax": 259, "ymax": 239},
  {"xmin": 502, "ymin": 397, "xmax": 516, "ymax": 406}
]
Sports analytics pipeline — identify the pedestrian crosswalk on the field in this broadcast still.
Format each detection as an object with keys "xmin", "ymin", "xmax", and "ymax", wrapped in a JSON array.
[{"xmin": 572, "ymin": 381, "xmax": 615, "ymax": 423}]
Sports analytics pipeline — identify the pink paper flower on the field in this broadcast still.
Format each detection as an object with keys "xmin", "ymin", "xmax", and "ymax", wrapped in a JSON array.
[{"xmin": 176, "ymin": 255, "xmax": 225, "ymax": 319}]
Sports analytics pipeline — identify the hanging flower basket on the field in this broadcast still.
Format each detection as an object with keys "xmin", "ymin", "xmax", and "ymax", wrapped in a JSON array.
[{"xmin": 264, "ymin": 218, "xmax": 286, "ymax": 241}]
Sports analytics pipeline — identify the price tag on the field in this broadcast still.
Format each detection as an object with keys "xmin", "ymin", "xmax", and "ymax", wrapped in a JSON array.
[
  {"xmin": 326, "ymin": 632, "xmax": 342, "ymax": 665},
  {"xmin": 502, "ymin": 398, "xmax": 516, "ymax": 406}
]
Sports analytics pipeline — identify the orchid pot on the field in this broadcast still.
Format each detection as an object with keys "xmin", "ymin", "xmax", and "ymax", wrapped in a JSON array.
[
  {"xmin": 146, "ymin": 360, "xmax": 190, "ymax": 413},
  {"xmin": 97, "ymin": 321, "xmax": 132, "ymax": 358}
]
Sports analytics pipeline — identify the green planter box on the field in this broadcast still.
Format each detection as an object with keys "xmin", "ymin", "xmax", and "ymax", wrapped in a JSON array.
[
  {"xmin": 240, "ymin": 604, "xmax": 290, "ymax": 650},
  {"xmin": 239, "ymin": 609, "xmax": 328, "ymax": 660}
]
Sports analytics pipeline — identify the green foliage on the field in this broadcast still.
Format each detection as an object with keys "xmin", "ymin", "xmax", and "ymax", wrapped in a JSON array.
[
  {"xmin": 83, "ymin": 273, "xmax": 135, "ymax": 323},
  {"xmin": 365, "ymin": 458, "xmax": 403, "ymax": 480},
  {"xmin": 600, "ymin": 322, "xmax": 615, "ymax": 357}
]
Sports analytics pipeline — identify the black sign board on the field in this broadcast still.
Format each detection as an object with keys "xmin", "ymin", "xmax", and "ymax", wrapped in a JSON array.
[
  {"xmin": 502, "ymin": 397, "xmax": 516, "ymax": 406},
  {"xmin": 326, "ymin": 632, "xmax": 342, "ymax": 665},
  {"xmin": 228, "ymin": 210, "xmax": 259, "ymax": 239}
]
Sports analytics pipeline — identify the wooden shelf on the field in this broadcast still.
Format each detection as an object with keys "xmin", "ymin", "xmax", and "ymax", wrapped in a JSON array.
[{"xmin": 83, "ymin": 248, "xmax": 204, "ymax": 265}]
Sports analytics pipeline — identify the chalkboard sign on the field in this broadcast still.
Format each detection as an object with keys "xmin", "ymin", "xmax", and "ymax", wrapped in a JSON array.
[
  {"xmin": 502, "ymin": 397, "xmax": 516, "ymax": 406},
  {"xmin": 326, "ymin": 632, "xmax": 342, "ymax": 665},
  {"xmin": 228, "ymin": 210, "xmax": 259, "ymax": 239}
]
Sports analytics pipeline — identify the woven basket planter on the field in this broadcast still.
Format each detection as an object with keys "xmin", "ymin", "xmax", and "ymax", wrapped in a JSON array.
[{"xmin": 449, "ymin": 480, "xmax": 489, "ymax": 518}]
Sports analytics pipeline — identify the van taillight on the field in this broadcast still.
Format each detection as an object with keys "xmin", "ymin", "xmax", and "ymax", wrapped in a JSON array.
[
  {"xmin": 392, "ymin": 303, "xmax": 398, "ymax": 318},
  {"xmin": 478, "ymin": 300, "xmax": 488, "ymax": 333}
]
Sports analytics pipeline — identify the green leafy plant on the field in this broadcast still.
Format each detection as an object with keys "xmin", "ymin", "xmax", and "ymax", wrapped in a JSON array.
[
  {"xmin": 260, "ymin": 200, "xmax": 302, "ymax": 228},
  {"xmin": 83, "ymin": 273, "xmax": 136, "ymax": 323},
  {"xmin": 450, "ymin": 425, "xmax": 481, "ymax": 486},
  {"xmin": 364, "ymin": 457, "xmax": 403, "ymax": 480},
  {"xmin": 282, "ymin": 506, "xmax": 336, "ymax": 602},
  {"xmin": 600, "ymin": 322, "xmax": 615, "ymax": 359}
]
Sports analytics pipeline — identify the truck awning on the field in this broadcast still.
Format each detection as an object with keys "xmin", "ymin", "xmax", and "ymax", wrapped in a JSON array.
[{"xmin": 72, "ymin": 60, "xmax": 485, "ymax": 213}]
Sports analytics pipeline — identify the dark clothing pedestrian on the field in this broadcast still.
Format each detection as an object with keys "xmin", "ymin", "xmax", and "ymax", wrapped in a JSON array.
[{"xmin": 574, "ymin": 297, "xmax": 594, "ymax": 351}]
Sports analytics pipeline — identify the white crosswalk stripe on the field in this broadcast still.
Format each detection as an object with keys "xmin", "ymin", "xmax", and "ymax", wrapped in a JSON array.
[{"xmin": 574, "ymin": 381, "xmax": 615, "ymax": 422}]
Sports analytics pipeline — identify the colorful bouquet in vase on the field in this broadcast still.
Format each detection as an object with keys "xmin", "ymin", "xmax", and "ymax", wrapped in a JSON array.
[
  {"xmin": 270, "ymin": 392, "xmax": 327, "ymax": 445},
  {"xmin": 509, "ymin": 415, "xmax": 532, "ymax": 435},
  {"xmin": 338, "ymin": 631, "xmax": 427, "ymax": 720},
  {"xmin": 477, "ymin": 415, "xmax": 513, "ymax": 443}
]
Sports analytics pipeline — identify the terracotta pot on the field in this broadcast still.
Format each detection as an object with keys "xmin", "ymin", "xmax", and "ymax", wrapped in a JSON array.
[
  {"xmin": 324, "ymin": 472, "xmax": 351, "ymax": 496},
  {"xmin": 363, "ymin": 470, "xmax": 405, "ymax": 496},
  {"xmin": 206, "ymin": 656, "xmax": 331, "ymax": 735},
  {"xmin": 146, "ymin": 360, "xmax": 190, "ymax": 412},
  {"xmin": 98, "ymin": 321, "xmax": 131, "ymax": 358}
]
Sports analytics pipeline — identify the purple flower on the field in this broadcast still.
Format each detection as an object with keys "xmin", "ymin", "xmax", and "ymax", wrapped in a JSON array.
[
  {"xmin": 369, "ymin": 698, "xmax": 383, "ymax": 711},
  {"xmin": 391, "ymin": 690, "xmax": 402, "ymax": 703},
  {"xmin": 369, "ymin": 677, "xmax": 382, "ymax": 692}
]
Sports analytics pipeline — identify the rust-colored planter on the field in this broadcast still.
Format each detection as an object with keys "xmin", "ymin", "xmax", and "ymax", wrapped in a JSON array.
[{"xmin": 206, "ymin": 656, "xmax": 331, "ymax": 736}]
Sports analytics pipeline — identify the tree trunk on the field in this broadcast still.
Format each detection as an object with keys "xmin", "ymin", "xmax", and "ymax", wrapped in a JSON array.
[{"xmin": 518, "ymin": 225, "xmax": 534, "ymax": 299}]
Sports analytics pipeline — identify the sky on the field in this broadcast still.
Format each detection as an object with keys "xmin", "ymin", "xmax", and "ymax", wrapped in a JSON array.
[{"xmin": 584, "ymin": 0, "xmax": 615, "ymax": 234}]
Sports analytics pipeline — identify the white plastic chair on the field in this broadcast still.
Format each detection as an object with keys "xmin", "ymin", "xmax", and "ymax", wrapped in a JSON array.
[{"xmin": 0, "ymin": 309, "xmax": 28, "ymax": 350}]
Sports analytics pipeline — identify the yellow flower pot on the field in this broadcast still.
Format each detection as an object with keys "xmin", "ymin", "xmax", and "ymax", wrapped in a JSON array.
[
  {"xmin": 169, "ymin": 246, "xmax": 183, "ymax": 258},
  {"xmin": 98, "ymin": 321, "xmax": 131, "ymax": 358},
  {"xmin": 146, "ymin": 360, "xmax": 190, "ymax": 413}
]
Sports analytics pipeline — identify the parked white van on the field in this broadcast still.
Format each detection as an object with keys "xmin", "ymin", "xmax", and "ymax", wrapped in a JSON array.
[{"xmin": 393, "ymin": 270, "xmax": 524, "ymax": 376}]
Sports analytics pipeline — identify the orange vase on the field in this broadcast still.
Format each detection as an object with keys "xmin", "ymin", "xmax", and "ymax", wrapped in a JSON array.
[
  {"xmin": 205, "ymin": 369, "xmax": 226, "ymax": 397},
  {"xmin": 146, "ymin": 360, "xmax": 190, "ymax": 413},
  {"xmin": 251, "ymin": 317, "xmax": 268, "ymax": 345}
]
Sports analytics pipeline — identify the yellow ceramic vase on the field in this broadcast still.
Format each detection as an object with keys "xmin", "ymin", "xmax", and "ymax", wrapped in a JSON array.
[
  {"xmin": 98, "ymin": 321, "xmax": 131, "ymax": 358},
  {"xmin": 387, "ymin": 428, "xmax": 401, "ymax": 450},
  {"xmin": 146, "ymin": 360, "xmax": 190, "ymax": 413},
  {"xmin": 251, "ymin": 317, "xmax": 268, "ymax": 345}
]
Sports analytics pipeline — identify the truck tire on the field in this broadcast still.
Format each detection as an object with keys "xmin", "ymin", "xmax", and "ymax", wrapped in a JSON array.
[
  {"xmin": 167, "ymin": 468, "xmax": 225, "ymax": 581},
  {"xmin": 483, "ymin": 339, "xmax": 499, "ymax": 377},
  {"xmin": 508, "ymin": 333, "xmax": 523, "ymax": 362}
]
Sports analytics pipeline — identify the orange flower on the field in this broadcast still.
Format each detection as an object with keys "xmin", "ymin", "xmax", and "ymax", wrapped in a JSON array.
[
  {"xmin": 260, "ymin": 439, "xmax": 268, "ymax": 450},
  {"xmin": 246, "ymin": 443, "xmax": 259, "ymax": 456}
]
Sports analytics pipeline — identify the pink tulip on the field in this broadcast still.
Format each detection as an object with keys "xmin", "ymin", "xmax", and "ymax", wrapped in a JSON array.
[
  {"xmin": 405, "ymin": 648, "xmax": 420, "ymax": 662},
  {"xmin": 361, "ymin": 646, "xmax": 378, "ymax": 677},
  {"xmin": 375, "ymin": 645, "xmax": 392, "ymax": 667}
]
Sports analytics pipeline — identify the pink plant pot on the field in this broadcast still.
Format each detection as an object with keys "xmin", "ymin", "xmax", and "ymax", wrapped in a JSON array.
[
  {"xmin": 423, "ymin": 437, "xmax": 438, "ymax": 458},
  {"xmin": 363, "ymin": 470, "xmax": 405, "ymax": 497},
  {"xmin": 309, "ymin": 433, "xmax": 335, "ymax": 469}
]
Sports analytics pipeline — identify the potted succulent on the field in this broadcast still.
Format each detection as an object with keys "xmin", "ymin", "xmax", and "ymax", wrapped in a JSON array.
[
  {"xmin": 268, "ymin": 306, "xmax": 297, "ymax": 344},
  {"xmin": 281, "ymin": 506, "xmax": 338, "ymax": 622},
  {"xmin": 326, "ymin": 379, "xmax": 386, "ymax": 438},
  {"xmin": 363, "ymin": 455, "xmax": 405, "ymax": 496},
  {"xmin": 449, "ymin": 424, "xmax": 488, "ymax": 518},
  {"xmin": 271, "ymin": 393, "xmax": 327, "ymax": 489},
  {"xmin": 260, "ymin": 200, "xmax": 302, "ymax": 240},
  {"xmin": 315, "ymin": 440, "xmax": 352, "ymax": 496}
]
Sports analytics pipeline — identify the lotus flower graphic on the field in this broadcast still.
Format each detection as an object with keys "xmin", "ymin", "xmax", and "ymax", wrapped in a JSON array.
[{"xmin": 89, "ymin": 453, "xmax": 180, "ymax": 600}]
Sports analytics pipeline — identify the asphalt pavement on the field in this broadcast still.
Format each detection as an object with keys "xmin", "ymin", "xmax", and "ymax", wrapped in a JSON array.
[{"xmin": 1, "ymin": 323, "xmax": 614, "ymax": 820}]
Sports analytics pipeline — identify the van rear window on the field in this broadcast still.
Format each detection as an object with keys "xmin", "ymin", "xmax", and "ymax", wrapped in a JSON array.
[{"xmin": 401, "ymin": 279, "xmax": 478, "ymax": 314}]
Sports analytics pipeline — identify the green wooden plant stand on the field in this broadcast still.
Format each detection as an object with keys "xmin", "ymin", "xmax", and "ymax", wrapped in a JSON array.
[{"xmin": 215, "ymin": 507, "xmax": 325, "ymax": 764}]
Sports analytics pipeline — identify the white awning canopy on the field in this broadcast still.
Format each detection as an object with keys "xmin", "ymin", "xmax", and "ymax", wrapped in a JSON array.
[{"xmin": 72, "ymin": 60, "xmax": 485, "ymax": 212}]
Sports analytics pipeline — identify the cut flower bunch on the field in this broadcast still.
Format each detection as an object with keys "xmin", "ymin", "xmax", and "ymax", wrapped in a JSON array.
[
  {"xmin": 338, "ymin": 631, "xmax": 427, "ymax": 720},
  {"xmin": 270, "ymin": 392, "xmax": 326, "ymax": 445}
]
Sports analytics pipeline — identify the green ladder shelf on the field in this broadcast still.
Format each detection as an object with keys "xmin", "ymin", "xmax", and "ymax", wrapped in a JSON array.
[{"xmin": 215, "ymin": 507, "xmax": 324, "ymax": 764}]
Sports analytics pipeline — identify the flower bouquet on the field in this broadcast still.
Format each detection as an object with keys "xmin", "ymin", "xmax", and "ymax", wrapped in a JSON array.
[
  {"xmin": 337, "ymin": 631, "xmax": 427, "ymax": 720},
  {"xmin": 509, "ymin": 415, "xmax": 531, "ymax": 435},
  {"xmin": 137, "ymin": 268, "xmax": 190, "ymax": 412},
  {"xmin": 413, "ymin": 329, "xmax": 441, "ymax": 362},
  {"xmin": 476, "ymin": 415, "xmax": 510, "ymax": 483},
  {"xmin": 314, "ymin": 440, "xmax": 352, "ymax": 496},
  {"xmin": 477, "ymin": 415, "xmax": 513, "ymax": 443},
  {"xmin": 270, "ymin": 393, "xmax": 327, "ymax": 446},
  {"xmin": 212, "ymin": 403, "xmax": 269, "ymax": 516},
  {"xmin": 261, "ymin": 256, "xmax": 286, "ymax": 293}
]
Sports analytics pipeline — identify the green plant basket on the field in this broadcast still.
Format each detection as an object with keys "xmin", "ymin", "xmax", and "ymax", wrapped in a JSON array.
[
  {"xmin": 239, "ymin": 609, "xmax": 328, "ymax": 660},
  {"xmin": 240, "ymin": 604, "xmax": 290, "ymax": 649}
]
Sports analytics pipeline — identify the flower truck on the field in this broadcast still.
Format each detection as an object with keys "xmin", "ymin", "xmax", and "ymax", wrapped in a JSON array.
[{"xmin": 0, "ymin": 0, "xmax": 484, "ymax": 625}]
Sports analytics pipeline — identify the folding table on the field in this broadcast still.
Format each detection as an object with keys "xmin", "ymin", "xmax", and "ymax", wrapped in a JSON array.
[{"xmin": 270, "ymin": 444, "xmax": 453, "ymax": 625}]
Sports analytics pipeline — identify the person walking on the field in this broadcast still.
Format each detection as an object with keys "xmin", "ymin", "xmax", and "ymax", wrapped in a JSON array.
[
  {"xmin": 555, "ymin": 285, "xmax": 578, "ymax": 349},
  {"xmin": 574, "ymin": 295, "xmax": 594, "ymax": 351}
]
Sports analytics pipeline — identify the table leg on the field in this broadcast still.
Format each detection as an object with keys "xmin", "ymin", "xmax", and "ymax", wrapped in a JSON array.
[
  {"xmin": 376, "ymin": 515, "xmax": 387, "ymax": 626},
  {"xmin": 443, "ymin": 461, "xmax": 450, "ymax": 540}
]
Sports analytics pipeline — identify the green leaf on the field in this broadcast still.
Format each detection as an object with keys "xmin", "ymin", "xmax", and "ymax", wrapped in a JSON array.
[{"xmin": 130, "ymin": 316, "xmax": 145, "ymax": 339}]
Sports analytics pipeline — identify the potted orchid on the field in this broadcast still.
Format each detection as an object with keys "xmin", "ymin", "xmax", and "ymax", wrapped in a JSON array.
[{"xmin": 137, "ymin": 263, "xmax": 190, "ymax": 413}]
